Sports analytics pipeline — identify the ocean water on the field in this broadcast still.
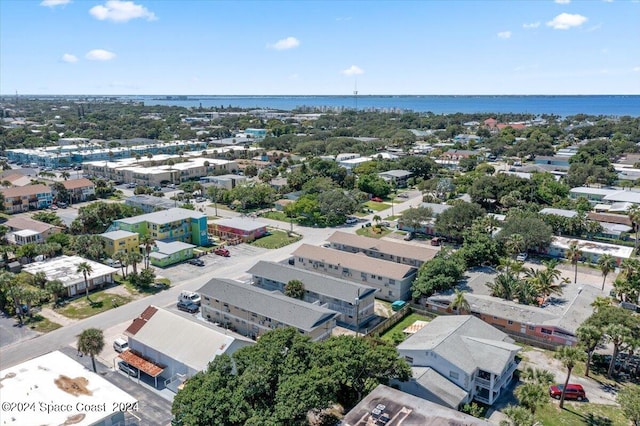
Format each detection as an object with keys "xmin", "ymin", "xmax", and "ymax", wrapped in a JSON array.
[{"xmin": 139, "ymin": 95, "xmax": 640, "ymax": 117}]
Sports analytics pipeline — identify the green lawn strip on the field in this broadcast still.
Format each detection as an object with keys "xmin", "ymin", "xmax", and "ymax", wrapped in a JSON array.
[
  {"xmin": 250, "ymin": 230, "xmax": 302, "ymax": 249},
  {"xmin": 536, "ymin": 401, "xmax": 628, "ymax": 426},
  {"xmin": 364, "ymin": 201, "xmax": 390, "ymax": 212},
  {"xmin": 355, "ymin": 227, "xmax": 392, "ymax": 239},
  {"xmin": 380, "ymin": 313, "xmax": 432, "ymax": 344},
  {"xmin": 115, "ymin": 274, "xmax": 169, "ymax": 295},
  {"xmin": 261, "ymin": 211, "xmax": 290, "ymax": 222},
  {"xmin": 25, "ymin": 314, "xmax": 62, "ymax": 333},
  {"xmin": 58, "ymin": 289, "xmax": 132, "ymax": 319}
]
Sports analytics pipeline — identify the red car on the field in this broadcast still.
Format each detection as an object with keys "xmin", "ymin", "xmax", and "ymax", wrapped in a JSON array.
[
  {"xmin": 549, "ymin": 384, "xmax": 586, "ymax": 400},
  {"xmin": 214, "ymin": 248, "xmax": 230, "ymax": 257},
  {"xmin": 371, "ymin": 197, "xmax": 383, "ymax": 202}
]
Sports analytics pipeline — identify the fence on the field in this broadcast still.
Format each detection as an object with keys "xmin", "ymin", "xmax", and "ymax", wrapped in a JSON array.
[{"xmin": 367, "ymin": 305, "xmax": 411, "ymax": 336}]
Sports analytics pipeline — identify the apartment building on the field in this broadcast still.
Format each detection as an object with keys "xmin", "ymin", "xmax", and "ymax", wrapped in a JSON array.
[
  {"xmin": 397, "ymin": 316, "xmax": 521, "ymax": 406},
  {"xmin": 0, "ymin": 184, "xmax": 53, "ymax": 214},
  {"xmin": 248, "ymin": 260, "xmax": 377, "ymax": 328},
  {"xmin": 291, "ymin": 244, "xmax": 417, "ymax": 301},
  {"xmin": 112, "ymin": 208, "xmax": 208, "ymax": 246},
  {"xmin": 197, "ymin": 278, "xmax": 339, "ymax": 341},
  {"xmin": 326, "ymin": 231, "xmax": 437, "ymax": 268},
  {"xmin": 61, "ymin": 177, "xmax": 95, "ymax": 202},
  {"xmin": 100, "ymin": 230, "xmax": 140, "ymax": 258}
]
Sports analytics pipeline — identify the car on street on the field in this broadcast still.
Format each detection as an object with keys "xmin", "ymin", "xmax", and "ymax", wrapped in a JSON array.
[
  {"xmin": 179, "ymin": 290, "xmax": 201, "ymax": 305},
  {"xmin": 187, "ymin": 258, "xmax": 205, "ymax": 266},
  {"xmin": 549, "ymin": 384, "xmax": 586, "ymax": 400},
  {"xmin": 516, "ymin": 252, "xmax": 528, "ymax": 262},
  {"xmin": 196, "ymin": 197, "xmax": 207, "ymax": 203},
  {"xmin": 398, "ymin": 193, "xmax": 409, "ymax": 198},
  {"xmin": 214, "ymin": 248, "xmax": 230, "ymax": 257},
  {"xmin": 118, "ymin": 361, "xmax": 138, "ymax": 377},
  {"xmin": 57, "ymin": 202, "xmax": 67, "ymax": 208},
  {"xmin": 345, "ymin": 217, "xmax": 358, "ymax": 225},
  {"xmin": 371, "ymin": 197, "xmax": 383, "ymax": 202},
  {"xmin": 177, "ymin": 301, "xmax": 200, "ymax": 313}
]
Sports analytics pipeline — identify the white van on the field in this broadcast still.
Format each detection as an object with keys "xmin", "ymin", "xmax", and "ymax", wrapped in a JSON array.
[
  {"xmin": 179, "ymin": 291, "xmax": 201, "ymax": 306},
  {"xmin": 113, "ymin": 338, "xmax": 129, "ymax": 353}
]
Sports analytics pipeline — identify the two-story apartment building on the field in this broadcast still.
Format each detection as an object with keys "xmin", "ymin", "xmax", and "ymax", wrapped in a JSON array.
[
  {"xmin": 326, "ymin": 231, "xmax": 438, "ymax": 268},
  {"xmin": 247, "ymin": 260, "xmax": 377, "ymax": 329},
  {"xmin": 291, "ymin": 244, "xmax": 417, "ymax": 301},
  {"xmin": 197, "ymin": 278, "xmax": 339, "ymax": 341},
  {"xmin": 112, "ymin": 208, "xmax": 208, "ymax": 246},
  {"xmin": 397, "ymin": 316, "xmax": 521, "ymax": 406},
  {"xmin": 61, "ymin": 177, "xmax": 96, "ymax": 202},
  {"xmin": 0, "ymin": 184, "xmax": 53, "ymax": 214},
  {"xmin": 100, "ymin": 230, "xmax": 140, "ymax": 258}
]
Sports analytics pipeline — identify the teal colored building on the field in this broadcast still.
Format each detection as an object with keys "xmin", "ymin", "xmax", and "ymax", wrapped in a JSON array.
[{"xmin": 113, "ymin": 207, "xmax": 209, "ymax": 246}]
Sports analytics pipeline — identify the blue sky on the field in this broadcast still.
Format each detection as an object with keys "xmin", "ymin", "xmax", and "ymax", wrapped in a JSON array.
[{"xmin": 1, "ymin": 0, "xmax": 638, "ymax": 95}]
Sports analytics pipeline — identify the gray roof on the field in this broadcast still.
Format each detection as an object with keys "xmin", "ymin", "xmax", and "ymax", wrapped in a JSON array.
[
  {"xmin": 197, "ymin": 278, "xmax": 338, "ymax": 332},
  {"xmin": 418, "ymin": 202, "xmax": 452, "ymax": 216},
  {"xmin": 126, "ymin": 306, "xmax": 253, "ymax": 372},
  {"xmin": 292, "ymin": 244, "xmax": 416, "ymax": 280},
  {"xmin": 100, "ymin": 230, "xmax": 139, "ymax": 240},
  {"xmin": 327, "ymin": 231, "xmax": 437, "ymax": 263},
  {"xmin": 378, "ymin": 169, "xmax": 412, "ymax": 178},
  {"xmin": 247, "ymin": 261, "xmax": 377, "ymax": 302},
  {"xmin": 151, "ymin": 240, "xmax": 194, "ymax": 257},
  {"xmin": 398, "ymin": 316, "xmax": 520, "ymax": 376},
  {"xmin": 213, "ymin": 217, "xmax": 269, "ymax": 232},
  {"xmin": 411, "ymin": 367, "xmax": 469, "ymax": 409},
  {"xmin": 125, "ymin": 194, "xmax": 177, "ymax": 210},
  {"xmin": 342, "ymin": 385, "xmax": 491, "ymax": 426},
  {"xmin": 117, "ymin": 207, "xmax": 205, "ymax": 225}
]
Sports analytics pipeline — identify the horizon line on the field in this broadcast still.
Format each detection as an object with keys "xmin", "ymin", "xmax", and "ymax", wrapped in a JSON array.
[{"xmin": 2, "ymin": 93, "xmax": 640, "ymax": 97}]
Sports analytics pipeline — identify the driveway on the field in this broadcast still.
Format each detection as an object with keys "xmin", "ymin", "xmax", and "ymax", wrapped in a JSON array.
[{"xmin": 0, "ymin": 310, "xmax": 39, "ymax": 348}]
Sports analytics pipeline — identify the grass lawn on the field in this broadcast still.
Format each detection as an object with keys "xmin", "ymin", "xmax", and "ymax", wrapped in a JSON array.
[
  {"xmin": 385, "ymin": 215, "xmax": 401, "ymax": 221},
  {"xmin": 364, "ymin": 201, "xmax": 390, "ymax": 212},
  {"xmin": 116, "ymin": 275, "xmax": 170, "ymax": 295},
  {"xmin": 251, "ymin": 229, "xmax": 302, "ymax": 249},
  {"xmin": 25, "ymin": 314, "xmax": 62, "ymax": 333},
  {"xmin": 356, "ymin": 227, "xmax": 392, "ymax": 238},
  {"xmin": 536, "ymin": 402, "xmax": 628, "ymax": 426},
  {"xmin": 380, "ymin": 313, "xmax": 432, "ymax": 344},
  {"xmin": 261, "ymin": 211, "xmax": 290, "ymax": 222},
  {"xmin": 58, "ymin": 288, "xmax": 133, "ymax": 319}
]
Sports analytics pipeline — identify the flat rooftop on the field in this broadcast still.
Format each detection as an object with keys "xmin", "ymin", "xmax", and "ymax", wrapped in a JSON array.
[
  {"xmin": 0, "ymin": 351, "xmax": 136, "ymax": 426},
  {"xmin": 23, "ymin": 255, "xmax": 118, "ymax": 288},
  {"xmin": 552, "ymin": 236, "xmax": 634, "ymax": 259}
]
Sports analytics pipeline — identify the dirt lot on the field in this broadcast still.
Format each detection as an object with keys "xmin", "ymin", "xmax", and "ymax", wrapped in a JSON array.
[{"xmin": 520, "ymin": 347, "xmax": 619, "ymax": 405}]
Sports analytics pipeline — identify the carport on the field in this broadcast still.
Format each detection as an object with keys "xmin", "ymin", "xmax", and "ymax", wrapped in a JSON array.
[{"xmin": 119, "ymin": 350, "xmax": 165, "ymax": 388}]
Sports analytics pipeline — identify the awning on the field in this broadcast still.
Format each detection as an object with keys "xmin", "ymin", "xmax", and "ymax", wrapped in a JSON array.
[{"xmin": 119, "ymin": 350, "xmax": 164, "ymax": 377}]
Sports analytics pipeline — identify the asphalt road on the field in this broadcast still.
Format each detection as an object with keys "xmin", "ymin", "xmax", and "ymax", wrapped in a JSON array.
[{"xmin": 0, "ymin": 191, "xmax": 424, "ymax": 369}]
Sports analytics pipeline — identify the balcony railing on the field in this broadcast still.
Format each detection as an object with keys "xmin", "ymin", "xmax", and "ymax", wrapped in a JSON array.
[
  {"xmin": 475, "ymin": 377, "xmax": 491, "ymax": 388},
  {"xmin": 474, "ymin": 394, "xmax": 491, "ymax": 404}
]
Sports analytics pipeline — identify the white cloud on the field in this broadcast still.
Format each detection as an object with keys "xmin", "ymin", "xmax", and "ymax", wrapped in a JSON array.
[
  {"xmin": 267, "ymin": 37, "xmax": 300, "ymax": 50},
  {"xmin": 62, "ymin": 53, "xmax": 78, "ymax": 63},
  {"xmin": 633, "ymin": 67, "xmax": 640, "ymax": 72},
  {"xmin": 497, "ymin": 31, "xmax": 512, "ymax": 39},
  {"xmin": 586, "ymin": 23, "xmax": 602, "ymax": 32},
  {"xmin": 40, "ymin": 0, "xmax": 71, "ymax": 7},
  {"xmin": 85, "ymin": 49, "xmax": 116, "ymax": 61},
  {"xmin": 546, "ymin": 13, "xmax": 588, "ymax": 30},
  {"xmin": 341, "ymin": 65, "xmax": 364, "ymax": 76},
  {"xmin": 554, "ymin": 0, "xmax": 571, "ymax": 3},
  {"xmin": 90, "ymin": 1, "xmax": 157, "ymax": 23},
  {"xmin": 523, "ymin": 22, "xmax": 540, "ymax": 29}
]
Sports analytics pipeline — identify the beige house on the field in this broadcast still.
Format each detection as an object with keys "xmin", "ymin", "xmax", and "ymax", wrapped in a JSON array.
[
  {"xmin": 5, "ymin": 216, "xmax": 62, "ymax": 245},
  {"xmin": 327, "ymin": 231, "xmax": 438, "ymax": 268},
  {"xmin": 291, "ymin": 244, "xmax": 417, "ymax": 301},
  {"xmin": 61, "ymin": 177, "xmax": 95, "ymax": 202},
  {"xmin": 197, "ymin": 278, "xmax": 339, "ymax": 341}
]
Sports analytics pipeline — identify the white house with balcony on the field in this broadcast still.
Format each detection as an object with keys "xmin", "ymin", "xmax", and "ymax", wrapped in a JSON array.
[{"xmin": 397, "ymin": 315, "xmax": 520, "ymax": 406}]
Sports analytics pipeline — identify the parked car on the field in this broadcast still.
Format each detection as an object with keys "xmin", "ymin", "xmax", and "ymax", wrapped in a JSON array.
[
  {"xmin": 398, "ymin": 193, "xmax": 409, "ymax": 198},
  {"xmin": 404, "ymin": 232, "xmax": 414, "ymax": 241},
  {"xmin": 214, "ymin": 248, "xmax": 230, "ymax": 257},
  {"xmin": 549, "ymin": 384, "xmax": 586, "ymax": 400},
  {"xmin": 50, "ymin": 204, "xmax": 58, "ymax": 210},
  {"xmin": 516, "ymin": 252, "xmax": 528, "ymax": 262},
  {"xmin": 187, "ymin": 258, "xmax": 205, "ymax": 267},
  {"xmin": 118, "ymin": 361, "xmax": 138, "ymax": 377},
  {"xmin": 57, "ymin": 202, "xmax": 67, "ymax": 208},
  {"xmin": 196, "ymin": 197, "xmax": 206, "ymax": 203},
  {"xmin": 371, "ymin": 197, "xmax": 383, "ymax": 202},
  {"xmin": 179, "ymin": 290, "xmax": 201, "ymax": 305},
  {"xmin": 430, "ymin": 237, "xmax": 442, "ymax": 246},
  {"xmin": 345, "ymin": 217, "xmax": 358, "ymax": 224},
  {"xmin": 113, "ymin": 338, "xmax": 129, "ymax": 353},
  {"xmin": 177, "ymin": 300, "xmax": 200, "ymax": 313}
]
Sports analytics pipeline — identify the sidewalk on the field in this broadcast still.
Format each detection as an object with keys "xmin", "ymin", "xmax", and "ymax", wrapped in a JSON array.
[{"xmin": 39, "ymin": 306, "xmax": 78, "ymax": 327}]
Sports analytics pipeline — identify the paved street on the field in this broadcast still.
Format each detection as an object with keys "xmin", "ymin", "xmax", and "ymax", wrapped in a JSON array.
[{"xmin": 0, "ymin": 311, "xmax": 39, "ymax": 348}]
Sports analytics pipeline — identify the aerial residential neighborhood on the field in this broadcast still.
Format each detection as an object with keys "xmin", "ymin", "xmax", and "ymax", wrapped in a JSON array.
[{"xmin": 1, "ymin": 96, "xmax": 639, "ymax": 426}]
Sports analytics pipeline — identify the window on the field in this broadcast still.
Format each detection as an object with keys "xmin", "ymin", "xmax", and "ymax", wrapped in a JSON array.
[
  {"xmin": 528, "ymin": 325, "xmax": 535, "ymax": 330},
  {"xmin": 541, "ymin": 328, "xmax": 553, "ymax": 335},
  {"xmin": 404, "ymin": 356, "xmax": 413, "ymax": 364},
  {"xmin": 449, "ymin": 371, "xmax": 459, "ymax": 380},
  {"xmin": 508, "ymin": 320, "xmax": 513, "ymax": 325},
  {"xmin": 389, "ymin": 279, "xmax": 395, "ymax": 285}
]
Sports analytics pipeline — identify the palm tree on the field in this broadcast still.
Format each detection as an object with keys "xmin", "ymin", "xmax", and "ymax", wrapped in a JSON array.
[
  {"xmin": 577, "ymin": 324, "xmax": 603, "ymax": 378},
  {"xmin": 284, "ymin": 279, "xmax": 305, "ymax": 299},
  {"xmin": 77, "ymin": 328, "xmax": 105, "ymax": 373},
  {"xmin": 519, "ymin": 366, "xmax": 554, "ymax": 386},
  {"xmin": 127, "ymin": 251, "xmax": 143, "ymax": 275},
  {"xmin": 372, "ymin": 214, "xmax": 382, "ymax": 229},
  {"xmin": 76, "ymin": 261, "xmax": 94, "ymax": 301},
  {"xmin": 112, "ymin": 251, "xmax": 128, "ymax": 278},
  {"xmin": 505, "ymin": 233, "xmax": 525, "ymax": 258},
  {"xmin": 45, "ymin": 280, "xmax": 66, "ymax": 306},
  {"xmin": 140, "ymin": 235, "xmax": 156, "ymax": 270},
  {"xmin": 566, "ymin": 241, "xmax": 582, "ymax": 284},
  {"xmin": 487, "ymin": 271, "xmax": 518, "ymax": 300},
  {"xmin": 605, "ymin": 324, "xmax": 632, "ymax": 378},
  {"xmin": 60, "ymin": 171, "xmax": 70, "ymax": 180},
  {"xmin": 598, "ymin": 254, "xmax": 617, "ymax": 291},
  {"xmin": 627, "ymin": 205, "xmax": 640, "ymax": 250},
  {"xmin": 450, "ymin": 289, "xmax": 470, "ymax": 314},
  {"xmin": 514, "ymin": 382, "xmax": 547, "ymax": 415},
  {"xmin": 502, "ymin": 405, "xmax": 535, "ymax": 426},
  {"xmin": 554, "ymin": 346, "xmax": 586, "ymax": 408}
]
